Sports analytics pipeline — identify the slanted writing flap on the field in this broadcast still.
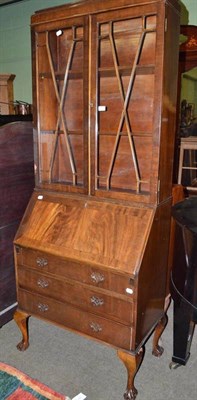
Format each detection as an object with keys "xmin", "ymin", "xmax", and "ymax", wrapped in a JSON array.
[{"xmin": 15, "ymin": 193, "xmax": 154, "ymax": 275}]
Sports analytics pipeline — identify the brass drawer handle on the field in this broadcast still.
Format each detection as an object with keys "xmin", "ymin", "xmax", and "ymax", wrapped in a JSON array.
[
  {"xmin": 36, "ymin": 257, "xmax": 48, "ymax": 268},
  {"xmin": 90, "ymin": 272, "xmax": 105, "ymax": 284},
  {"xmin": 37, "ymin": 303, "xmax": 49, "ymax": 312},
  {"xmin": 90, "ymin": 296, "xmax": 104, "ymax": 307},
  {"xmin": 89, "ymin": 322, "xmax": 102, "ymax": 332},
  {"xmin": 37, "ymin": 278, "xmax": 49, "ymax": 288}
]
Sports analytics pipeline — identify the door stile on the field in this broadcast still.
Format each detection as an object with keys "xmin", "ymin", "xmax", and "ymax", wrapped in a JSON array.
[{"xmin": 89, "ymin": 15, "xmax": 99, "ymax": 196}]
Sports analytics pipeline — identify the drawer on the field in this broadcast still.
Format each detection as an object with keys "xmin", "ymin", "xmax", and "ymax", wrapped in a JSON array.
[
  {"xmin": 17, "ymin": 289, "xmax": 133, "ymax": 351},
  {"xmin": 17, "ymin": 267, "xmax": 134, "ymax": 325},
  {"xmin": 15, "ymin": 247, "xmax": 135, "ymax": 297}
]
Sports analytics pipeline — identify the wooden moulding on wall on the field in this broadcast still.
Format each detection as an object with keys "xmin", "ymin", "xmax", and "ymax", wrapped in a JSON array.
[{"xmin": 0, "ymin": 74, "xmax": 15, "ymax": 115}]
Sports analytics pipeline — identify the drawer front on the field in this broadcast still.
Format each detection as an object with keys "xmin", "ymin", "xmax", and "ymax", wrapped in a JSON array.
[
  {"xmin": 16, "ymin": 247, "xmax": 135, "ymax": 296},
  {"xmin": 18, "ymin": 289, "xmax": 133, "ymax": 350},
  {"xmin": 17, "ymin": 267, "xmax": 133, "ymax": 325}
]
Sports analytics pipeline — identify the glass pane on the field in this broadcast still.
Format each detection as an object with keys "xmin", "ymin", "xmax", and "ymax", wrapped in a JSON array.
[
  {"xmin": 182, "ymin": 149, "xmax": 197, "ymax": 187},
  {"xmin": 96, "ymin": 13, "xmax": 157, "ymax": 195},
  {"xmin": 36, "ymin": 23, "xmax": 86, "ymax": 189}
]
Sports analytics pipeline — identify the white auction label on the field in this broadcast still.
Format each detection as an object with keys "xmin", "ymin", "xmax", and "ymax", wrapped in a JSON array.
[
  {"xmin": 125, "ymin": 288, "xmax": 134, "ymax": 295},
  {"xmin": 98, "ymin": 105, "xmax": 107, "ymax": 111},
  {"xmin": 72, "ymin": 393, "xmax": 86, "ymax": 400}
]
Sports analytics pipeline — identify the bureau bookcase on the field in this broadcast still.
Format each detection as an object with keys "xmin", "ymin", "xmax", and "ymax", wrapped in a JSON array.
[{"xmin": 13, "ymin": 0, "xmax": 180, "ymax": 398}]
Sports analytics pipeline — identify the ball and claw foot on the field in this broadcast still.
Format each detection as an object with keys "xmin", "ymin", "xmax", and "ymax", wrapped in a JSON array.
[
  {"xmin": 124, "ymin": 387, "xmax": 138, "ymax": 400},
  {"xmin": 152, "ymin": 342, "xmax": 164, "ymax": 358},
  {"xmin": 16, "ymin": 340, "xmax": 29, "ymax": 352}
]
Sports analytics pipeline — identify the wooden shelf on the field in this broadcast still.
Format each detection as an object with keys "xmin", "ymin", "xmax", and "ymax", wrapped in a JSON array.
[
  {"xmin": 98, "ymin": 64, "xmax": 155, "ymax": 77},
  {"xmin": 98, "ymin": 131, "xmax": 153, "ymax": 137},
  {"xmin": 39, "ymin": 71, "xmax": 83, "ymax": 80}
]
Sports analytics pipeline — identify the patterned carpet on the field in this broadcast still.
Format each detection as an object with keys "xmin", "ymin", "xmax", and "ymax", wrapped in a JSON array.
[{"xmin": 0, "ymin": 362, "xmax": 70, "ymax": 400}]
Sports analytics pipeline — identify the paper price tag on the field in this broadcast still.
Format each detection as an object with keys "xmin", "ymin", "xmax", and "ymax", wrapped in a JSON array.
[
  {"xmin": 72, "ymin": 393, "xmax": 86, "ymax": 400},
  {"xmin": 98, "ymin": 105, "xmax": 107, "ymax": 112},
  {"xmin": 125, "ymin": 288, "xmax": 133, "ymax": 294}
]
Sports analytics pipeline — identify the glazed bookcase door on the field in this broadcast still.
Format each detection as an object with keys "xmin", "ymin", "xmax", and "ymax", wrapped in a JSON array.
[
  {"xmin": 90, "ymin": 6, "xmax": 163, "ymax": 203},
  {"xmin": 34, "ymin": 16, "xmax": 88, "ymax": 194}
]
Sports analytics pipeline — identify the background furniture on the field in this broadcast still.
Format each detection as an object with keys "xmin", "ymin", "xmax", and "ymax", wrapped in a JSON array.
[
  {"xmin": 170, "ymin": 197, "xmax": 197, "ymax": 367},
  {"xmin": 0, "ymin": 114, "xmax": 32, "ymax": 126},
  {"xmin": 13, "ymin": 1, "xmax": 180, "ymax": 399},
  {"xmin": 0, "ymin": 74, "xmax": 15, "ymax": 114},
  {"xmin": 166, "ymin": 184, "xmax": 185, "ymax": 298},
  {"xmin": 174, "ymin": 25, "xmax": 197, "ymax": 186},
  {"xmin": 178, "ymin": 136, "xmax": 197, "ymax": 189},
  {"xmin": 179, "ymin": 25, "xmax": 197, "ymax": 80},
  {"xmin": 0, "ymin": 121, "xmax": 34, "ymax": 327}
]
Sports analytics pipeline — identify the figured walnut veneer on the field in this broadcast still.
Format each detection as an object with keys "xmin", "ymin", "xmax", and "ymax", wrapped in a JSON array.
[
  {"xmin": 15, "ymin": 193, "xmax": 153, "ymax": 273},
  {"xmin": 13, "ymin": 1, "xmax": 180, "ymax": 398}
]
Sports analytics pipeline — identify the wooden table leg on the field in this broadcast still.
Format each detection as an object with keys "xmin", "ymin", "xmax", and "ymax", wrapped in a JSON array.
[
  {"xmin": 14, "ymin": 309, "xmax": 30, "ymax": 351},
  {"xmin": 118, "ymin": 347, "xmax": 144, "ymax": 400}
]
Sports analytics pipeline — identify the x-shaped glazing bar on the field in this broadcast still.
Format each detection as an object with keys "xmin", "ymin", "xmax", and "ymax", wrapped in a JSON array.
[
  {"xmin": 46, "ymin": 28, "xmax": 77, "ymax": 185},
  {"xmin": 106, "ymin": 19, "xmax": 146, "ymax": 191},
  {"xmin": 108, "ymin": 21, "xmax": 141, "ymax": 191}
]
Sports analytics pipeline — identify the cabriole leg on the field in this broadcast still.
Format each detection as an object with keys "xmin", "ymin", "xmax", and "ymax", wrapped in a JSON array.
[
  {"xmin": 152, "ymin": 314, "xmax": 168, "ymax": 357},
  {"xmin": 14, "ymin": 309, "xmax": 30, "ymax": 351},
  {"xmin": 118, "ymin": 347, "xmax": 144, "ymax": 400}
]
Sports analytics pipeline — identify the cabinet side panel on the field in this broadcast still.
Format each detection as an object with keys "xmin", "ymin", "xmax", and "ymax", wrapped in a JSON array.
[
  {"xmin": 158, "ymin": 4, "xmax": 180, "ymax": 202},
  {"xmin": 134, "ymin": 199, "xmax": 171, "ymax": 349}
]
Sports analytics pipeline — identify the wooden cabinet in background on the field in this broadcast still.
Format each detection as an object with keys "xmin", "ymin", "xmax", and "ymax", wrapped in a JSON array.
[
  {"xmin": 13, "ymin": 1, "xmax": 180, "ymax": 398},
  {"xmin": 0, "ymin": 121, "xmax": 34, "ymax": 327},
  {"xmin": 0, "ymin": 74, "xmax": 15, "ymax": 114},
  {"xmin": 173, "ymin": 25, "xmax": 197, "ymax": 185}
]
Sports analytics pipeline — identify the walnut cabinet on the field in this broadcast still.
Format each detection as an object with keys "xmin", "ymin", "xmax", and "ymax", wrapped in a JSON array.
[{"xmin": 13, "ymin": 1, "xmax": 180, "ymax": 398}]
